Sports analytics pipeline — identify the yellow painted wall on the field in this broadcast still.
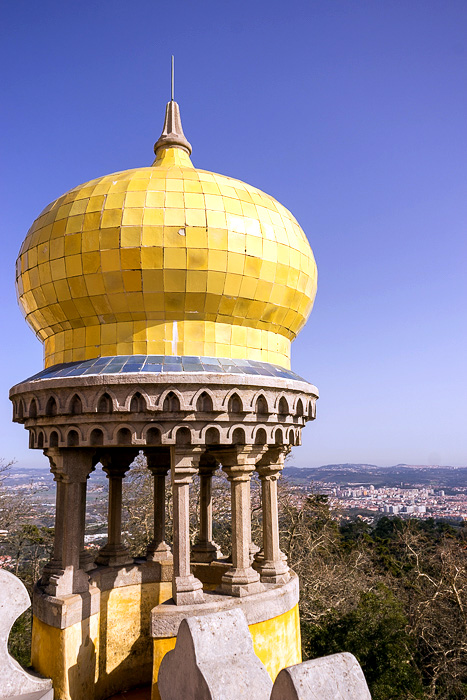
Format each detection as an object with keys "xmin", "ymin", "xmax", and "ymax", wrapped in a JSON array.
[
  {"xmin": 150, "ymin": 603, "xmax": 301, "ymax": 700},
  {"xmin": 32, "ymin": 613, "xmax": 99, "ymax": 700},
  {"xmin": 250, "ymin": 604, "xmax": 302, "ymax": 680},
  {"xmin": 32, "ymin": 581, "xmax": 172, "ymax": 700}
]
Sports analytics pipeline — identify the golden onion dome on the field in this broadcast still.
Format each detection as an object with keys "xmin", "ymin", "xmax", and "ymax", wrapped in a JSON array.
[{"xmin": 16, "ymin": 101, "xmax": 317, "ymax": 370}]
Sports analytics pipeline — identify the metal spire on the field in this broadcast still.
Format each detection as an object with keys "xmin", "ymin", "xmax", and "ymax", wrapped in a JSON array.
[
  {"xmin": 171, "ymin": 55, "xmax": 174, "ymax": 102},
  {"xmin": 153, "ymin": 56, "xmax": 192, "ymax": 157}
]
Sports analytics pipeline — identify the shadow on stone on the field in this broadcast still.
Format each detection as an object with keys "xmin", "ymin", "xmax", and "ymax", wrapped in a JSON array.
[
  {"xmin": 0, "ymin": 569, "xmax": 53, "ymax": 700},
  {"xmin": 270, "ymin": 652, "xmax": 372, "ymax": 699},
  {"xmin": 158, "ymin": 608, "xmax": 272, "ymax": 700}
]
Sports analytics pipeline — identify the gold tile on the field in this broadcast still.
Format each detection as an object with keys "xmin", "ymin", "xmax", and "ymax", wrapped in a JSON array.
[
  {"xmin": 121, "ymin": 248, "xmax": 141, "ymax": 269},
  {"xmin": 123, "ymin": 271, "xmax": 142, "ymax": 292},
  {"xmin": 164, "ymin": 208, "xmax": 185, "ymax": 226},
  {"xmin": 165, "ymin": 191, "xmax": 184, "ymax": 208},
  {"xmin": 142, "ymin": 225, "xmax": 164, "ymax": 247},
  {"xmin": 86, "ymin": 195, "xmax": 105, "ymax": 213},
  {"xmin": 125, "ymin": 191, "xmax": 146, "ymax": 208},
  {"xmin": 164, "ymin": 270, "xmax": 186, "ymax": 292},
  {"xmin": 65, "ymin": 215, "xmax": 84, "ymax": 234},
  {"xmin": 142, "ymin": 269, "xmax": 164, "ymax": 292},
  {"xmin": 146, "ymin": 190, "xmax": 165, "ymax": 207},
  {"xmin": 164, "ymin": 247, "xmax": 187, "ymax": 269},
  {"xmin": 101, "ymin": 249, "xmax": 121, "ymax": 272},
  {"xmin": 122, "ymin": 208, "xmax": 143, "ymax": 226},
  {"xmin": 185, "ymin": 209, "xmax": 207, "ymax": 227},
  {"xmin": 102, "ymin": 209, "xmax": 123, "ymax": 228},
  {"xmin": 121, "ymin": 228, "xmax": 142, "ymax": 247}
]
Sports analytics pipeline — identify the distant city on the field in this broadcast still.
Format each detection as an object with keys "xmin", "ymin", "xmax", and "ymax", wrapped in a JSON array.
[
  {"xmin": 3, "ymin": 462, "xmax": 467, "ymax": 542},
  {"xmin": 283, "ymin": 464, "xmax": 467, "ymax": 521}
]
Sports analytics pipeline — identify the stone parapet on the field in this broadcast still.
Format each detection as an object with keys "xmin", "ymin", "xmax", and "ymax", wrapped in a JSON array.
[
  {"xmin": 10, "ymin": 370, "xmax": 317, "ymax": 450},
  {"xmin": 151, "ymin": 571, "xmax": 299, "ymax": 638},
  {"xmin": 33, "ymin": 561, "xmax": 170, "ymax": 629}
]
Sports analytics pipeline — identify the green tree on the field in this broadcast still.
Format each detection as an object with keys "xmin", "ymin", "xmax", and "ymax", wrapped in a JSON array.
[{"xmin": 302, "ymin": 585, "xmax": 424, "ymax": 700}]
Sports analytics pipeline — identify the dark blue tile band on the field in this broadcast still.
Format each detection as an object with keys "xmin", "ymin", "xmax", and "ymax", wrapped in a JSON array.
[{"xmin": 22, "ymin": 356, "xmax": 307, "ymax": 383}]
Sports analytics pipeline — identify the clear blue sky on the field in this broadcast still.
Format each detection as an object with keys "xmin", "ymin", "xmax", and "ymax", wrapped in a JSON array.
[{"xmin": 1, "ymin": 0, "xmax": 466, "ymax": 469}]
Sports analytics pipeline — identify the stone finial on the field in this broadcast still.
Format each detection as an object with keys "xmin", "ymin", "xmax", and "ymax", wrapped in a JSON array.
[
  {"xmin": 270, "ymin": 652, "xmax": 372, "ymax": 700},
  {"xmin": 154, "ymin": 100, "xmax": 192, "ymax": 156},
  {"xmin": 158, "ymin": 608, "xmax": 273, "ymax": 700},
  {"xmin": 0, "ymin": 570, "xmax": 53, "ymax": 699}
]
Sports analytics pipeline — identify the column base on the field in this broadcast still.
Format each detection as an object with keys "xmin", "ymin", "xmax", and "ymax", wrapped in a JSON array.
[
  {"xmin": 249, "ymin": 541, "xmax": 261, "ymax": 564},
  {"xmin": 173, "ymin": 575, "xmax": 205, "ymax": 605},
  {"xmin": 80, "ymin": 550, "xmax": 97, "ymax": 572},
  {"xmin": 43, "ymin": 566, "xmax": 89, "ymax": 597},
  {"xmin": 146, "ymin": 541, "xmax": 172, "ymax": 562},
  {"xmin": 219, "ymin": 567, "xmax": 264, "ymax": 597},
  {"xmin": 191, "ymin": 541, "xmax": 223, "ymax": 563},
  {"xmin": 96, "ymin": 545, "xmax": 133, "ymax": 567},
  {"xmin": 258, "ymin": 560, "xmax": 290, "ymax": 584}
]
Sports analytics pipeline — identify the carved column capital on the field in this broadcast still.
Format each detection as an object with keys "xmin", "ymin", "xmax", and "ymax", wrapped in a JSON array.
[
  {"xmin": 45, "ymin": 448, "xmax": 95, "ymax": 483},
  {"xmin": 144, "ymin": 448, "xmax": 171, "ymax": 477},
  {"xmin": 171, "ymin": 446, "xmax": 202, "ymax": 483},
  {"xmin": 98, "ymin": 448, "xmax": 139, "ymax": 477},
  {"xmin": 210, "ymin": 445, "xmax": 266, "ymax": 478}
]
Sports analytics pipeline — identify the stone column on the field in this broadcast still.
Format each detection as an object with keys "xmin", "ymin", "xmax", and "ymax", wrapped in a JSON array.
[
  {"xmin": 192, "ymin": 455, "xmax": 223, "ymax": 563},
  {"xmin": 256, "ymin": 448, "xmax": 290, "ymax": 584},
  {"xmin": 42, "ymin": 448, "xmax": 95, "ymax": 597},
  {"xmin": 171, "ymin": 446, "xmax": 204, "ymax": 605},
  {"xmin": 144, "ymin": 448, "xmax": 172, "ymax": 561},
  {"xmin": 96, "ymin": 449, "xmax": 138, "ymax": 566},
  {"xmin": 213, "ymin": 446, "xmax": 265, "ymax": 597}
]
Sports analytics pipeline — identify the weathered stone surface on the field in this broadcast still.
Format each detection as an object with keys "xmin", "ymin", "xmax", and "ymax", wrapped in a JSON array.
[
  {"xmin": 10, "ymin": 371, "xmax": 317, "ymax": 450},
  {"xmin": 158, "ymin": 608, "xmax": 273, "ymax": 700},
  {"xmin": 270, "ymin": 652, "xmax": 372, "ymax": 699},
  {"xmin": 151, "ymin": 570, "xmax": 299, "ymax": 638},
  {"xmin": 6, "ymin": 691, "xmax": 53, "ymax": 700},
  {"xmin": 0, "ymin": 570, "xmax": 53, "ymax": 699}
]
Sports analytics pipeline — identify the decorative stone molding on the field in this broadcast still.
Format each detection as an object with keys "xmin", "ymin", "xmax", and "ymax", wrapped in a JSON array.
[
  {"xmin": 10, "ymin": 371, "xmax": 318, "ymax": 450},
  {"xmin": 151, "ymin": 572, "xmax": 299, "ymax": 638}
]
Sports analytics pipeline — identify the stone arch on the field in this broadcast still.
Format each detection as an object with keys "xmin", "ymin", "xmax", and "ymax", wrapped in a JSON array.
[
  {"xmin": 29, "ymin": 430, "xmax": 35, "ymax": 449},
  {"xmin": 46, "ymin": 396, "xmax": 58, "ymax": 417},
  {"xmin": 278, "ymin": 396, "xmax": 289, "ymax": 417},
  {"xmin": 296, "ymin": 398, "xmax": 304, "ymax": 418},
  {"xmin": 49, "ymin": 430, "xmax": 59, "ymax": 448},
  {"xmin": 231, "ymin": 427, "xmax": 246, "ymax": 445},
  {"xmin": 254, "ymin": 394, "xmax": 269, "ymax": 416},
  {"xmin": 29, "ymin": 398, "xmax": 37, "ymax": 418},
  {"xmin": 162, "ymin": 391, "xmax": 181, "ymax": 413},
  {"xmin": 37, "ymin": 430, "xmax": 44, "ymax": 449},
  {"xmin": 227, "ymin": 392, "xmax": 243, "ymax": 414},
  {"xmin": 175, "ymin": 426, "xmax": 192, "ymax": 446},
  {"xmin": 254, "ymin": 427, "xmax": 267, "ymax": 445},
  {"xmin": 274, "ymin": 428, "xmax": 284, "ymax": 445},
  {"xmin": 288, "ymin": 429, "xmax": 295, "ymax": 446},
  {"xmin": 90, "ymin": 428, "xmax": 104, "ymax": 446},
  {"xmin": 17, "ymin": 400, "xmax": 24, "ymax": 421},
  {"xmin": 195, "ymin": 390, "xmax": 214, "ymax": 413},
  {"xmin": 205, "ymin": 427, "xmax": 220, "ymax": 445},
  {"xmin": 69, "ymin": 394, "xmax": 83, "ymax": 415},
  {"xmin": 66, "ymin": 429, "xmax": 80, "ymax": 447},
  {"xmin": 130, "ymin": 391, "xmax": 146, "ymax": 413},
  {"xmin": 97, "ymin": 392, "xmax": 113, "ymax": 414},
  {"xmin": 116, "ymin": 427, "xmax": 132, "ymax": 445},
  {"xmin": 157, "ymin": 388, "xmax": 184, "ymax": 411},
  {"xmin": 145, "ymin": 427, "xmax": 162, "ymax": 445}
]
